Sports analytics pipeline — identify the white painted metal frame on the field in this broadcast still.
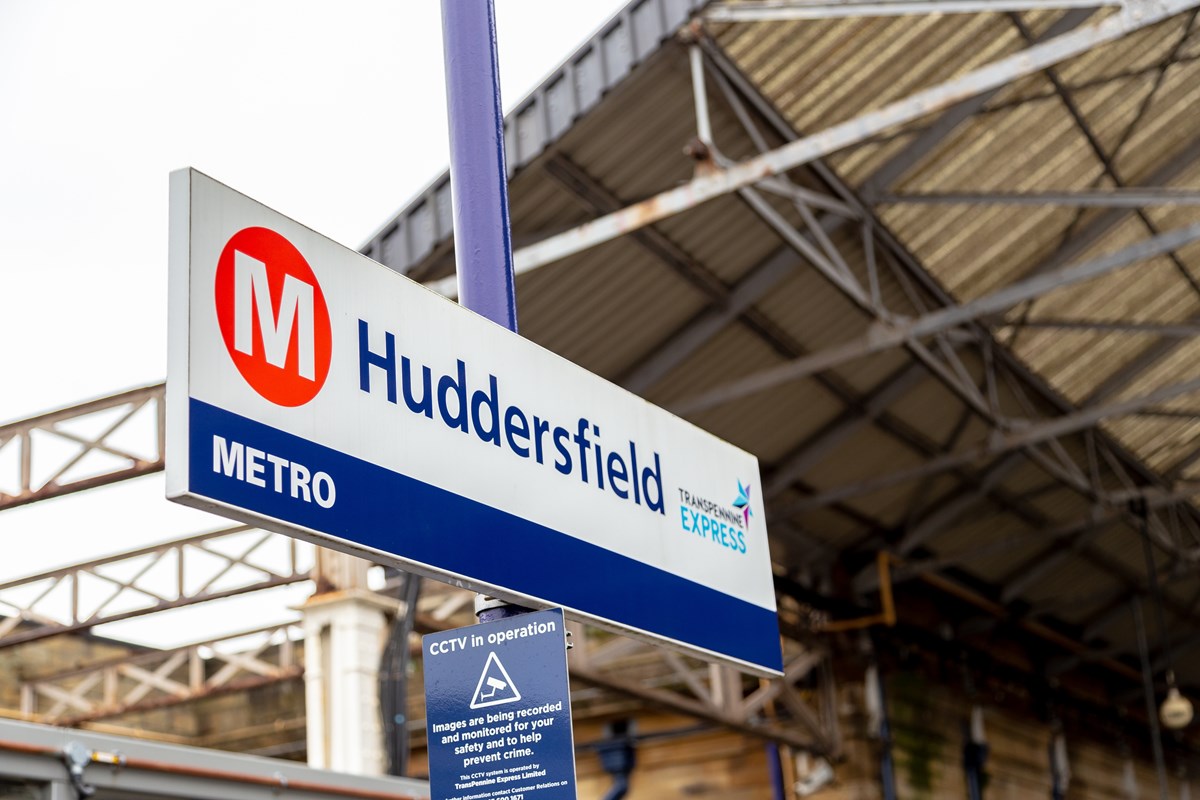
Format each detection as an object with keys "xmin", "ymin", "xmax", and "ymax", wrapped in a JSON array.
[
  {"xmin": 0, "ymin": 384, "xmax": 164, "ymax": 511},
  {"xmin": 0, "ymin": 526, "xmax": 311, "ymax": 647},
  {"xmin": 19, "ymin": 623, "xmax": 303, "ymax": 726}
]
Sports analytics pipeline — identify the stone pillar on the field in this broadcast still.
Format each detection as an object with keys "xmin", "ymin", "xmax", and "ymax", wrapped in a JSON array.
[{"xmin": 301, "ymin": 551, "xmax": 397, "ymax": 775}]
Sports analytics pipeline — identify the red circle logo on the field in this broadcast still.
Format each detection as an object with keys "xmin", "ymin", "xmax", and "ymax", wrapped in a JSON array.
[{"xmin": 214, "ymin": 227, "xmax": 332, "ymax": 407}]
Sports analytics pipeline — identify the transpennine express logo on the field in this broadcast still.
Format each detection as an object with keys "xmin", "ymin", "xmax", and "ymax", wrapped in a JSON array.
[
  {"xmin": 214, "ymin": 227, "xmax": 332, "ymax": 407},
  {"xmin": 677, "ymin": 480, "xmax": 753, "ymax": 555}
]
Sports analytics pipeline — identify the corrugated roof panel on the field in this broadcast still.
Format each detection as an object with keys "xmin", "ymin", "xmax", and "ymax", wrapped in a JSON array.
[
  {"xmin": 1109, "ymin": 55, "xmax": 1200, "ymax": 177},
  {"xmin": 893, "ymin": 83, "xmax": 1091, "ymax": 194},
  {"xmin": 994, "ymin": 457, "xmax": 1061, "ymax": 497},
  {"xmin": 904, "ymin": 474, "xmax": 960, "ymax": 518},
  {"xmin": 653, "ymin": 196, "xmax": 797, "ymax": 287},
  {"xmin": 1018, "ymin": 559, "xmax": 1115, "ymax": 609},
  {"xmin": 977, "ymin": 70, "xmax": 1059, "ymax": 115},
  {"xmin": 685, "ymin": 398, "xmax": 848, "ymax": 471},
  {"xmin": 762, "ymin": 14, "xmax": 1023, "ymax": 133},
  {"xmin": 925, "ymin": 511, "xmax": 1049, "ymax": 582},
  {"xmin": 509, "ymin": 167, "xmax": 600, "ymax": 237},
  {"xmin": 513, "ymin": 240, "xmax": 709, "ymax": 381},
  {"xmin": 785, "ymin": 504, "xmax": 866, "ymax": 550},
  {"xmin": 1103, "ymin": 344, "xmax": 1200, "ymax": 468},
  {"xmin": 1029, "ymin": 258, "xmax": 1198, "ymax": 330},
  {"xmin": 1091, "ymin": 522, "xmax": 1151, "ymax": 574},
  {"xmin": 881, "ymin": 373, "xmax": 975, "ymax": 449},
  {"xmin": 1164, "ymin": 577, "xmax": 1200, "ymax": 614},
  {"xmin": 1102, "ymin": 324, "xmax": 1200, "ymax": 402},
  {"xmin": 1021, "ymin": 485, "xmax": 1093, "ymax": 526},
  {"xmin": 1067, "ymin": 74, "xmax": 1162, "ymax": 155},
  {"xmin": 1107, "ymin": 416, "xmax": 1200, "ymax": 473},
  {"xmin": 826, "ymin": 132, "xmax": 920, "ymax": 185},
  {"xmin": 798, "ymin": 428, "xmax": 932, "ymax": 526},
  {"xmin": 1054, "ymin": 13, "xmax": 1192, "ymax": 86},
  {"xmin": 879, "ymin": 112, "xmax": 1108, "ymax": 296},
  {"xmin": 1043, "ymin": 592, "xmax": 1114, "ymax": 627},
  {"xmin": 705, "ymin": 381, "xmax": 848, "ymax": 466},
  {"xmin": 753, "ymin": 268, "xmax": 872, "ymax": 351},
  {"xmin": 1182, "ymin": 28, "xmax": 1200, "ymax": 58},
  {"xmin": 642, "ymin": 334, "xmax": 862, "ymax": 469},
  {"xmin": 646, "ymin": 323, "xmax": 809, "ymax": 403},
  {"xmin": 828, "ymin": 350, "xmax": 915, "ymax": 398},
  {"xmin": 1012, "ymin": 331, "xmax": 1160, "ymax": 406}
]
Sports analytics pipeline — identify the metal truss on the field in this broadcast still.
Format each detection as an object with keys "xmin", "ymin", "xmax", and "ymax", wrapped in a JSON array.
[
  {"xmin": 0, "ymin": 384, "xmax": 164, "ymax": 511},
  {"xmin": 510, "ymin": 0, "xmax": 1199, "ymax": 274},
  {"xmin": 12, "ymin": 578, "xmax": 841, "ymax": 756},
  {"xmin": 19, "ymin": 622, "xmax": 302, "ymax": 725},
  {"xmin": 675, "ymin": 223, "xmax": 1200, "ymax": 415},
  {"xmin": 506, "ymin": 0, "xmax": 1200, "ymax": 700},
  {"xmin": 400, "ymin": 581, "xmax": 842, "ymax": 755},
  {"xmin": 0, "ymin": 526, "xmax": 311, "ymax": 647},
  {"xmin": 500, "ymin": 6, "xmax": 1200, "ymax": 639},
  {"xmin": 563, "ymin": 622, "xmax": 839, "ymax": 756}
]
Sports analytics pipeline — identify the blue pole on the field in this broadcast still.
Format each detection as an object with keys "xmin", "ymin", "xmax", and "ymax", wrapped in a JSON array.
[
  {"xmin": 441, "ymin": 0, "xmax": 527, "ymax": 624},
  {"xmin": 440, "ymin": 0, "xmax": 518, "ymax": 333},
  {"xmin": 765, "ymin": 743, "xmax": 786, "ymax": 800}
]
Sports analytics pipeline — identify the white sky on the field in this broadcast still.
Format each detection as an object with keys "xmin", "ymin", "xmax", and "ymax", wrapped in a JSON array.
[{"xmin": 0, "ymin": 0, "xmax": 626, "ymax": 647}]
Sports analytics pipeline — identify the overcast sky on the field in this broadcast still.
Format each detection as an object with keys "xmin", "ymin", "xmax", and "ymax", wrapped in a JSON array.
[{"xmin": 0, "ymin": 0, "xmax": 626, "ymax": 646}]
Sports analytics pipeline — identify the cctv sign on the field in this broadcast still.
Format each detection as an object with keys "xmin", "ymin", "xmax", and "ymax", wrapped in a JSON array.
[{"xmin": 167, "ymin": 169, "xmax": 782, "ymax": 675}]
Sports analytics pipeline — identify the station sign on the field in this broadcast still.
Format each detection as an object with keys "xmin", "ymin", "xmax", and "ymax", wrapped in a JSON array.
[
  {"xmin": 424, "ymin": 608, "xmax": 576, "ymax": 800},
  {"xmin": 166, "ymin": 169, "xmax": 782, "ymax": 675}
]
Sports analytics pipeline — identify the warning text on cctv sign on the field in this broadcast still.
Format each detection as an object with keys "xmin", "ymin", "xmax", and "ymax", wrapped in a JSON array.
[
  {"xmin": 428, "ymin": 618, "xmax": 558, "ymax": 656},
  {"xmin": 428, "ymin": 619, "xmax": 565, "ymax": 766}
]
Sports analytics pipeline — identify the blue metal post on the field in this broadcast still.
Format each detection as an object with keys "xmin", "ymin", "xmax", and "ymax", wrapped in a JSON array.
[
  {"xmin": 765, "ymin": 743, "xmax": 786, "ymax": 800},
  {"xmin": 440, "ymin": 0, "xmax": 518, "ymax": 333},
  {"xmin": 441, "ymin": 0, "xmax": 527, "ymax": 623}
]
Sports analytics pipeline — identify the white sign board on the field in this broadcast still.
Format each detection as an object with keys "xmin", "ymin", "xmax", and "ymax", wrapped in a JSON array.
[{"xmin": 167, "ymin": 169, "xmax": 782, "ymax": 675}]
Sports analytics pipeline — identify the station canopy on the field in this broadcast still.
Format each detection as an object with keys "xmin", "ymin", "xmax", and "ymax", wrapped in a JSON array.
[{"xmin": 360, "ymin": 0, "xmax": 1200, "ymax": 699}]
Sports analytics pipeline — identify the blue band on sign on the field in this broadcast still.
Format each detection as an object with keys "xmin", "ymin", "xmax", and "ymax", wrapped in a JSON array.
[{"xmin": 188, "ymin": 398, "xmax": 783, "ymax": 673}]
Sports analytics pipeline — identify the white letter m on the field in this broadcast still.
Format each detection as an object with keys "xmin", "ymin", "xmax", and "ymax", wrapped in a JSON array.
[{"xmin": 233, "ymin": 250, "xmax": 315, "ymax": 379}]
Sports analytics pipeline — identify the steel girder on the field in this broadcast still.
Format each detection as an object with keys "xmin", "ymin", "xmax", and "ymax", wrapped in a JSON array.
[
  {"xmin": 7, "ymin": 566, "xmax": 841, "ymax": 755},
  {"xmin": 0, "ymin": 527, "xmax": 311, "ymax": 648},
  {"xmin": 0, "ymin": 384, "xmax": 164, "ymax": 512},
  {"xmin": 674, "ymin": 223, "xmax": 1200, "ymax": 415},
  {"xmin": 19, "ymin": 622, "xmax": 303, "ymax": 726}
]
